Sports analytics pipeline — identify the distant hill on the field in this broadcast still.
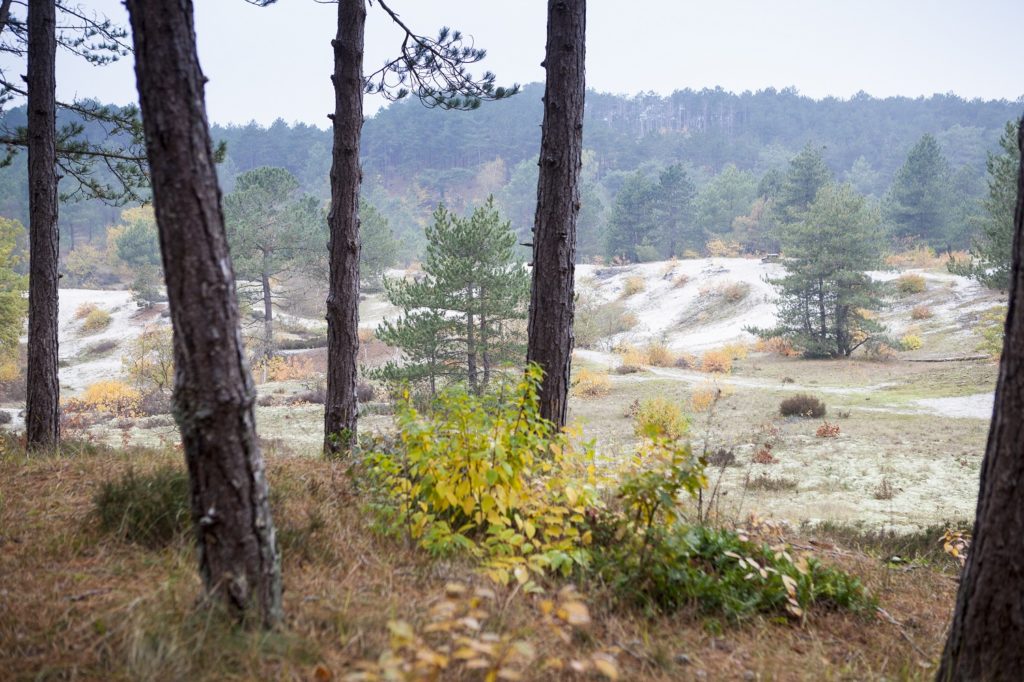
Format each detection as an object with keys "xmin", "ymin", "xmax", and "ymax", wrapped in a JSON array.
[{"xmin": 1, "ymin": 84, "xmax": 1020, "ymax": 257}]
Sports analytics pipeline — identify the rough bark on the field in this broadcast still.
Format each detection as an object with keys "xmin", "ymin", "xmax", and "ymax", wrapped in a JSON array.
[
  {"xmin": 526, "ymin": 0, "xmax": 586, "ymax": 427},
  {"xmin": 937, "ymin": 118, "xmax": 1024, "ymax": 680},
  {"xmin": 124, "ymin": 0, "xmax": 281, "ymax": 627},
  {"xmin": 324, "ymin": 0, "xmax": 364, "ymax": 455},
  {"xmin": 25, "ymin": 0, "xmax": 60, "ymax": 450}
]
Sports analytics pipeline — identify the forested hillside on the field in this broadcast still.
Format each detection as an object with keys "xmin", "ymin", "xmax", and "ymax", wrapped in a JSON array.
[{"xmin": 1, "ymin": 83, "xmax": 1019, "ymax": 261}]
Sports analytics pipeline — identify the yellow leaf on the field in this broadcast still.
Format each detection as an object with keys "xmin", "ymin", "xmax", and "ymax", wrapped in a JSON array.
[{"xmin": 560, "ymin": 601, "xmax": 591, "ymax": 626}]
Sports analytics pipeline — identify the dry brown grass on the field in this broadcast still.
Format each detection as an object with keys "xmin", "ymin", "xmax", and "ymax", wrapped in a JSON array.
[{"xmin": 0, "ymin": 437, "xmax": 957, "ymax": 681}]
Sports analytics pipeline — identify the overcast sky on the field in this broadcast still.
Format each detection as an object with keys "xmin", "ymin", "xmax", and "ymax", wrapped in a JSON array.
[{"xmin": 13, "ymin": 0, "xmax": 1024, "ymax": 127}]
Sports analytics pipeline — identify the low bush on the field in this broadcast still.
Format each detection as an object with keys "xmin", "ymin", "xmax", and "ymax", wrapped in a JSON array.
[
  {"xmin": 364, "ymin": 365, "xmax": 598, "ymax": 585},
  {"xmin": 752, "ymin": 445, "xmax": 777, "ymax": 464},
  {"xmin": 614, "ymin": 364, "xmax": 641, "ymax": 375},
  {"xmin": 911, "ymin": 305, "xmax": 934, "ymax": 320},
  {"xmin": 590, "ymin": 516, "xmax": 871, "ymax": 620},
  {"xmin": 68, "ymin": 380, "xmax": 143, "ymax": 417},
  {"xmin": 80, "ymin": 307, "xmax": 112, "ymax": 334},
  {"xmin": 780, "ymin": 394, "xmax": 826, "ymax": 418},
  {"xmin": 621, "ymin": 275, "xmax": 646, "ymax": 297},
  {"xmin": 754, "ymin": 336, "xmax": 797, "ymax": 357},
  {"xmin": 815, "ymin": 421, "xmax": 841, "ymax": 438},
  {"xmin": 976, "ymin": 305, "xmax": 1007, "ymax": 359},
  {"xmin": 572, "ymin": 367, "xmax": 611, "ymax": 398},
  {"xmin": 899, "ymin": 334, "xmax": 923, "ymax": 351},
  {"xmin": 721, "ymin": 281, "xmax": 750, "ymax": 303},
  {"xmin": 356, "ymin": 380, "xmax": 375, "ymax": 402},
  {"xmin": 0, "ymin": 410, "xmax": 11, "ymax": 426},
  {"xmin": 575, "ymin": 300, "xmax": 638, "ymax": 348},
  {"xmin": 255, "ymin": 354, "xmax": 318, "ymax": 383},
  {"xmin": 672, "ymin": 273, "xmax": 690, "ymax": 288},
  {"xmin": 74, "ymin": 302, "xmax": 99, "ymax": 320},
  {"xmin": 748, "ymin": 473, "xmax": 799, "ymax": 492},
  {"xmin": 673, "ymin": 353, "xmax": 698, "ymax": 369},
  {"xmin": 895, "ymin": 273, "xmax": 926, "ymax": 294},
  {"xmin": 644, "ymin": 341, "xmax": 675, "ymax": 367},
  {"xmin": 633, "ymin": 396, "xmax": 688, "ymax": 441},
  {"xmin": 93, "ymin": 465, "xmax": 190, "ymax": 547},
  {"xmin": 689, "ymin": 383, "xmax": 726, "ymax": 414},
  {"xmin": 701, "ymin": 349, "xmax": 732, "ymax": 373}
]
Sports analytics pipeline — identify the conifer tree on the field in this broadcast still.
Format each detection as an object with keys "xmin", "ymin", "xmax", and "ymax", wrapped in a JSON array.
[
  {"xmin": 376, "ymin": 198, "xmax": 528, "ymax": 396},
  {"xmin": 773, "ymin": 143, "xmax": 833, "ymax": 224},
  {"xmin": 884, "ymin": 133, "xmax": 954, "ymax": 245},
  {"xmin": 753, "ymin": 183, "xmax": 885, "ymax": 357},
  {"xmin": 527, "ymin": 0, "xmax": 586, "ymax": 427},
  {"xmin": 949, "ymin": 120, "xmax": 1019, "ymax": 289},
  {"xmin": 224, "ymin": 166, "xmax": 324, "ymax": 357}
]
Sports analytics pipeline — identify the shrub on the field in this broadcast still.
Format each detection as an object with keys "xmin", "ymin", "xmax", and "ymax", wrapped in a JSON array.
[
  {"xmin": 74, "ymin": 302, "xmax": 98, "ymax": 320},
  {"xmin": 895, "ymin": 273, "xmax": 926, "ymax": 294},
  {"xmin": 706, "ymin": 447, "xmax": 736, "ymax": 467},
  {"xmin": 575, "ymin": 300, "xmax": 637, "ymax": 348},
  {"xmin": 721, "ymin": 341, "xmax": 749, "ymax": 360},
  {"xmin": 80, "ymin": 307, "xmax": 112, "ymax": 334},
  {"xmin": 873, "ymin": 478, "xmax": 897, "ymax": 500},
  {"xmin": 689, "ymin": 383, "xmax": 726, "ymax": 414},
  {"xmin": 571, "ymin": 367, "xmax": 611, "ymax": 398},
  {"xmin": 621, "ymin": 275, "xmax": 646, "ymax": 297},
  {"xmin": 71, "ymin": 380, "xmax": 142, "ymax": 417},
  {"xmin": 705, "ymin": 238, "xmax": 741, "ymax": 257},
  {"xmin": 93, "ymin": 465, "xmax": 190, "ymax": 547},
  {"xmin": 884, "ymin": 246, "xmax": 939, "ymax": 269},
  {"xmin": 779, "ymin": 394, "xmax": 826, "ymax": 418},
  {"xmin": 752, "ymin": 445, "xmax": 777, "ymax": 464},
  {"xmin": 701, "ymin": 349, "xmax": 732, "ymax": 374},
  {"xmin": 721, "ymin": 281, "xmax": 750, "ymax": 303},
  {"xmin": 356, "ymin": 380, "xmax": 375, "ymax": 402},
  {"xmin": 911, "ymin": 305, "xmax": 934, "ymax": 320},
  {"xmin": 748, "ymin": 474, "xmax": 799, "ymax": 492},
  {"xmin": 364, "ymin": 365, "xmax": 599, "ymax": 585},
  {"xmin": 672, "ymin": 273, "xmax": 690, "ymax": 289},
  {"xmin": 644, "ymin": 341, "xmax": 675, "ymax": 367},
  {"xmin": 254, "ymin": 354, "xmax": 318, "ymax": 383},
  {"xmin": 614, "ymin": 364, "xmax": 641, "ymax": 375},
  {"xmin": 590, "ymin": 522, "xmax": 872, "ymax": 619},
  {"xmin": 0, "ymin": 410, "xmax": 11, "ymax": 426},
  {"xmin": 615, "ymin": 343, "xmax": 646, "ymax": 367},
  {"xmin": 976, "ymin": 305, "xmax": 1007, "ymax": 359},
  {"xmin": 633, "ymin": 396, "xmax": 688, "ymax": 441},
  {"xmin": 123, "ymin": 325, "xmax": 174, "ymax": 394},
  {"xmin": 754, "ymin": 336, "xmax": 796, "ymax": 357},
  {"xmin": 815, "ymin": 421, "xmax": 841, "ymax": 438},
  {"xmin": 899, "ymin": 334, "xmax": 923, "ymax": 351},
  {"xmin": 673, "ymin": 353, "xmax": 698, "ymax": 369}
]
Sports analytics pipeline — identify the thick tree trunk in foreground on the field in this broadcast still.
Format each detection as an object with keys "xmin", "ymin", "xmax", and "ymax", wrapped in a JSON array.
[
  {"xmin": 125, "ymin": 0, "xmax": 281, "ymax": 627},
  {"xmin": 526, "ymin": 0, "xmax": 586, "ymax": 427},
  {"xmin": 25, "ymin": 0, "xmax": 59, "ymax": 450},
  {"xmin": 324, "ymin": 0, "xmax": 364, "ymax": 455},
  {"xmin": 937, "ymin": 118, "xmax": 1024, "ymax": 680}
]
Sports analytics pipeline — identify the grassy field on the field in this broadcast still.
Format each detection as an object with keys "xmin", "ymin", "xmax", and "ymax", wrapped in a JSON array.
[{"xmin": 0, "ymin": 440, "xmax": 962, "ymax": 681}]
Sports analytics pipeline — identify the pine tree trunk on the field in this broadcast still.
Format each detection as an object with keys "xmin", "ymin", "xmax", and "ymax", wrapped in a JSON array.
[
  {"xmin": 937, "ymin": 118, "xmax": 1024, "ymax": 680},
  {"xmin": 261, "ymin": 262, "xmax": 273, "ymax": 357},
  {"xmin": 324, "ymin": 0, "xmax": 364, "ymax": 455},
  {"xmin": 466, "ymin": 310, "xmax": 477, "ymax": 393},
  {"xmin": 25, "ymin": 0, "xmax": 59, "ymax": 450},
  {"xmin": 526, "ymin": 0, "xmax": 586, "ymax": 427},
  {"xmin": 125, "ymin": 0, "xmax": 282, "ymax": 627}
]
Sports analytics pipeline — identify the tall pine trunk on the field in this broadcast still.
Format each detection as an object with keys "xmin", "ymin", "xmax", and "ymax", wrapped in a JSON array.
[
  {"xmin": 937, "ymin": 118, "xmax": 1024, "ymax": 680},
  {"xmin": 125, "ymin": 0, "xmax": 282, "ymax": 627},
  {"xmin": 25, "ymin": 0, "xmax": 59, "ymax": 450},
  {"xmin": 324, "ymin": 0, "xmax": 364, "ymax": 455},
  {"xmin": 261, "ymin": 259, "xmax": 273, "ymax": 357},
  {"xmin": 526, "ymin": 0, "xmax": 586, "ymax": 427}
]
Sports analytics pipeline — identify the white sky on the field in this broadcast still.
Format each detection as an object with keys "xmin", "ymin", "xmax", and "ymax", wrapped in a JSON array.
[{"xmin": 13, "ymin": 0, "xmax": 1024, "ymax": 127}]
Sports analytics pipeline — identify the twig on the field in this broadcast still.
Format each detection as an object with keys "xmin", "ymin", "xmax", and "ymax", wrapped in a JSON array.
[{"xmin": 876, "ymin": 606, "xmax": 928, "ymax": 660}]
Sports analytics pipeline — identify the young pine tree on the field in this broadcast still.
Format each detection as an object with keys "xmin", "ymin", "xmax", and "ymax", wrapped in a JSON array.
[
  {"xmin": 755, "ymin": 183, "xmax": 886, "ymax": 358},
  {"xmin": 949, "ymin": 119, "xmax": 1019, "ymax": 289},
  {"xmin": 376, "ymin": 198, "xmax": 529, "ymax": 397}
]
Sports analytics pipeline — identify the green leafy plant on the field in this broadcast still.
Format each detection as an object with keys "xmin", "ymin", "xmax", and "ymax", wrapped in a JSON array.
[
  {"xmin": 364, "ymin": 364, "xmax": 598, "ymax": 585},
  {"xmin": 632, "ymin": 396, "xmax": 689, "ymax": 441}
]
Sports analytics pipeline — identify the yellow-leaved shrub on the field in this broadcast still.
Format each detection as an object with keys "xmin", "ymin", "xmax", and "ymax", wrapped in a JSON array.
[
  {"xmin": 365, "ymin": 365, "xmax": 599, "ymax": 586},
  {"xmin": 71, "ymin": 380, "xmax": 142, "ymax": 417}
]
